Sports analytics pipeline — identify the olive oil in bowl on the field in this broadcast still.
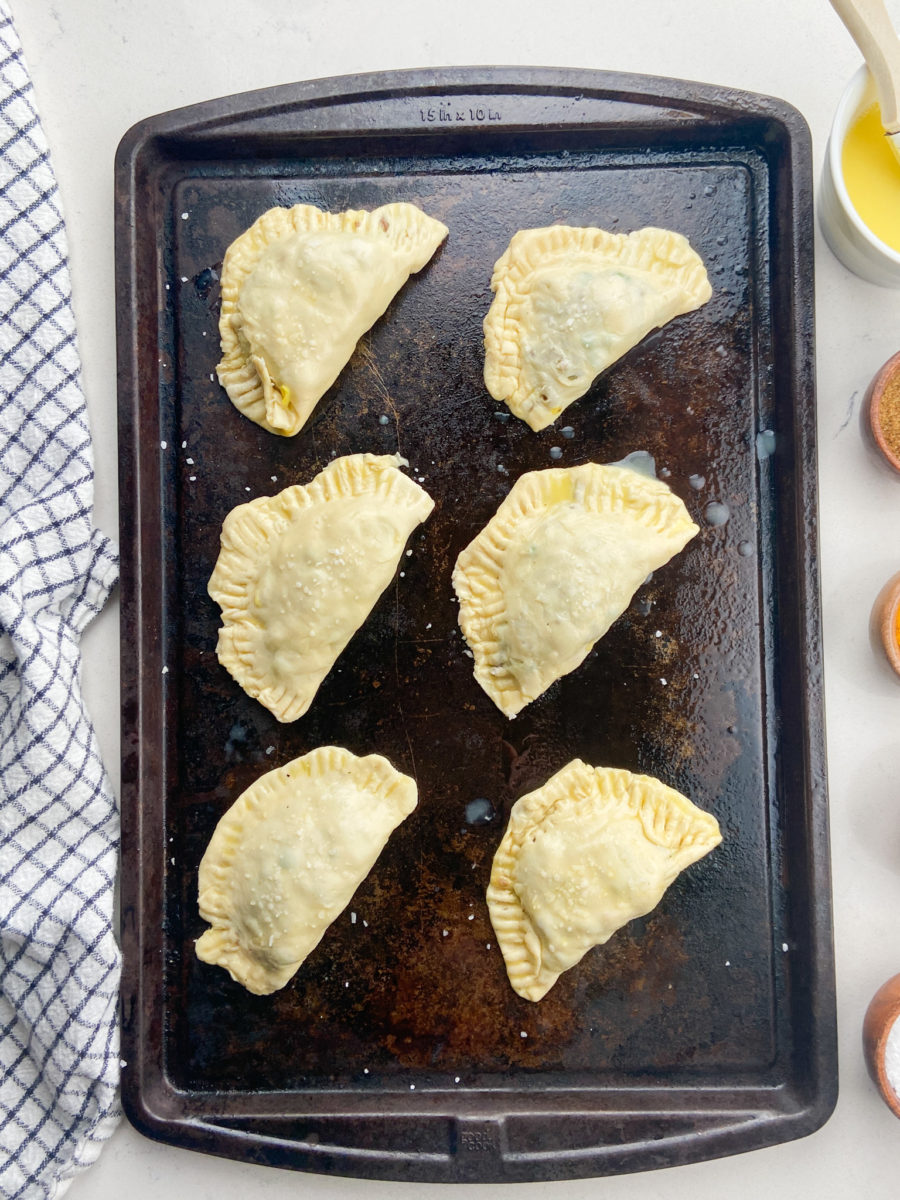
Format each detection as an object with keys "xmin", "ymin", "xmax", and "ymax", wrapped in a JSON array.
[{"xmin": 842, "ymin": 101, "xmax": 900, "ymax": 253}]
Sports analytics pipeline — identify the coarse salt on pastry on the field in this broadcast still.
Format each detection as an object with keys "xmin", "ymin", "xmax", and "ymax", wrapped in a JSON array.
[
  {"xmin": 452, "ymin": 459, "xmax": 698, "ymax": 717},
  {"xmin": 217, "ymin": 202, "xmax": 448, "ymax": 435},
  {"xmin": 487, "ymin": 760, "xmax": 721, "ymax": 1001},
  {"xmin": 196, "ymin": 746, "xmax": 417, "ymax": 994},
  {"xmin": 209, "ymin": 453, "xmax": 434, "ymax": 722},
  {"xmin": 483, "ymin": 225, "xmax": 711, "ymax": 431}
]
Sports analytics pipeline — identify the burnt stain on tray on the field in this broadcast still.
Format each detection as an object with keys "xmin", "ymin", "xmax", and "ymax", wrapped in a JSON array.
[{"xmin": 116, "ymin": 68, "xmax": 834, "ymax": 1180}]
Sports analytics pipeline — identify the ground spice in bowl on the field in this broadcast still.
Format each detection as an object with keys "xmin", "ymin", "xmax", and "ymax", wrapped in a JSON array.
[
  {"xmin": 878, "ymin": 371, "xmax": 900, "ymax": 460},
  {"xmin": 866, "ymin": 350, "xmax": 900, "ymax": 473},
  {"xmin": 870, "ymin": 570, "xmax": 900, "ymax": 679}
]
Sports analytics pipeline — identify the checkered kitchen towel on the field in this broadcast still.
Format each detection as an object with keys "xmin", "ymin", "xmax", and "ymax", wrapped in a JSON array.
[{"xmin": 0, "ymin": 4, "xmax": 121, "ymax": 1198}]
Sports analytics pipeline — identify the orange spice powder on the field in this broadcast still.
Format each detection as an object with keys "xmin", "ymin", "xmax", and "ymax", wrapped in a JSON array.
[{"xmin": 880, "ymin": 371, "xmax": 900, "ymax": 460}]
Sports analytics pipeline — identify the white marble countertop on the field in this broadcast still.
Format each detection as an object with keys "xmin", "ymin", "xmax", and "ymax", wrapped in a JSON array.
[{"xmin": 13, "ymin": 0, "xmax": 900, "ymax": 1196}]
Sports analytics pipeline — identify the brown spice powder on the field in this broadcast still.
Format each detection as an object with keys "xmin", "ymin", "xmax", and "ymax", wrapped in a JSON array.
[{"xmin": 878, "ymin": 370, "xmax": 900, "ymax": 460}]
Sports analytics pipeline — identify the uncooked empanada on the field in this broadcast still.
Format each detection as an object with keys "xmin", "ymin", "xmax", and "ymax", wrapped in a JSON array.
[
  {"xmin": 217, "ymin": 202, "xmax": 448, "ymax": 435},
  {"xmin": 487, "ymin": 760, "xmax": 721, "ymax": 1001},
  {"xmin": 483, "ymin": 225, "xmax": 712, "ymax": 431},
  {"xmin": 452, "ymin": 460, "xmax": 698, "ymax": 717},
  {"xmin": 209, "ymin": 453, "xmax": 434, "ymax": 722},
  {"xmin": 196, "ymin": 746, "xmax": 417, "ymax": 994}
]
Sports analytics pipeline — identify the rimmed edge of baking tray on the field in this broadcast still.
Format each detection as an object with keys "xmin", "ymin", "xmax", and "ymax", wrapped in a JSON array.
[{"xmin": 115, "ymin": 65, "xmax": 835, "ymax": 1182}]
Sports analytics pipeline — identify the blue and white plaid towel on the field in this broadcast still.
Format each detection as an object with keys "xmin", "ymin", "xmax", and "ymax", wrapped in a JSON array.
[{"xmin": 0, "ymin": 4, "xmax": 121, "ymax": 1197}]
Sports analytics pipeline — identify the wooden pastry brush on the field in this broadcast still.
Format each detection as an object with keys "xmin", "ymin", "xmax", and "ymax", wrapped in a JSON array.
[{"xmin": 830, "ymin": 0, "xmax": 900, "ymax": 166}]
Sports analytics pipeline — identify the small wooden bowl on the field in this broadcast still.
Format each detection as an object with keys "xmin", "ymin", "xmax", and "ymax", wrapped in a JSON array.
[
  {"xmin": 870, "ymin": 571, "xmax": 900, "ymax": 678},
  {"xmin": 864, "ymin": 351, "xmax": 900, "ymax": 474},
  {"xmin": 863, "ymin": 973, "xmax": 900, "ymax": 1118}
]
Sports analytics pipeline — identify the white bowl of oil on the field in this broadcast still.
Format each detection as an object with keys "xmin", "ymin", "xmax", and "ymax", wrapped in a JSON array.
[{"xmin": 819, "ymin": 64, "xmax": 900, "ymax": 288}]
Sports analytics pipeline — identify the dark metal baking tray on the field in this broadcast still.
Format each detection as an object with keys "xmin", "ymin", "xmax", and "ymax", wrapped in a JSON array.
[{"xmin": 115, "ymin": 66, "xmax": 835, "ymax": 1182}]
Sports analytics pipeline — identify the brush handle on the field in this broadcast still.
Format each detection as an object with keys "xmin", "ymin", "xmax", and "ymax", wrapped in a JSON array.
[{"xmin": 830, "ymin": 0, "xmax": 900, "ymax": 130}]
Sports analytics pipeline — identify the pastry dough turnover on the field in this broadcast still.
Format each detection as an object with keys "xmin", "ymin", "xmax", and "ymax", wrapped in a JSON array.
[
  {"xmin": 196, "ymin": 746, "xmax": 417, "ymax": 995},
  {"xmin": 217, "ymin": 202, "xmax": 448, "ymax": 435},
  {"xmin": 483, "ymin": 225, "xmax": 712, "ymax": 431},
  {"xmin": 452, "ymin": 461, "xmax": 698, "ymax": 717},
  {"xmin": 209, "ymin": 453, "xmax": 434, "ymax": 722},
  {"xmin": 487, "ymin": 760, "xmax": 722, "ymax": 1001}
]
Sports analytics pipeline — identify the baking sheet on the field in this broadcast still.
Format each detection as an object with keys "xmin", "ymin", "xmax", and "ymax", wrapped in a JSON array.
[{"xmin": 115, "ymin": 67, "xmax": 835, "ymax": 1181}]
